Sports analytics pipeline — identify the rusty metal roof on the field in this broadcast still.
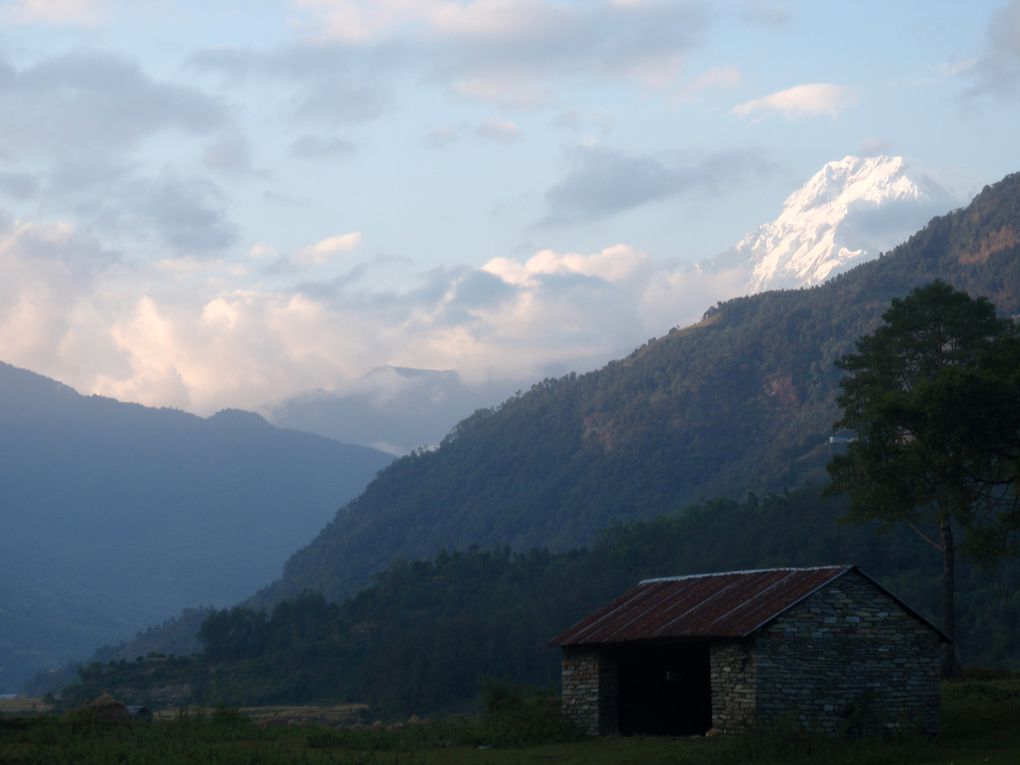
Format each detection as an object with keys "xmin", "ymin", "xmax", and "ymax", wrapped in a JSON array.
[{"xmin": 550, "ymin": 566, "xmax": 853, "ymax": 646}]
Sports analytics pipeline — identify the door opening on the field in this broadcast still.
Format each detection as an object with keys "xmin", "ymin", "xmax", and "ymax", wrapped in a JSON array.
[{"xmin": 617, "ymin": 642, "xmax": 712, "ymax": 736}]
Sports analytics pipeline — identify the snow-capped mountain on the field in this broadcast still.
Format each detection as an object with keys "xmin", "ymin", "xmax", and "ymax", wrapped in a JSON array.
[{"xmin": 719, "ymin": 156, "xmax": 956, "ymax": 293}]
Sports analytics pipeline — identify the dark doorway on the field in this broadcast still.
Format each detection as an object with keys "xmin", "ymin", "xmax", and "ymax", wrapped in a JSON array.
[{"xmin": 617, "ymin": 642, "xmax": 711, "ymax": 736}]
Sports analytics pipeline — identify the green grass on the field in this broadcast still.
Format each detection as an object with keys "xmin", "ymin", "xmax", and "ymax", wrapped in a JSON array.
[{"xmin": 2, "ymin": 679, "xmax": 1018, "ymax": 765}]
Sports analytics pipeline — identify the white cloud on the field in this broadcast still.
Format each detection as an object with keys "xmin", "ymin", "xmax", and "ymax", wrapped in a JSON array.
[
  {"xmin": 732, "ymin": 83, "xmax": 860, "ymax": 120},
  {"xmin": 0, "ymin": 215, "xmax": 119, "ymax": 377},
  {"xmin": 0, "ymin": 209, "xmax": 754, "ymax": 415},
  {"xmin": 483, "ymin": 244, "xmax": 649, "ymax": 287},
  {"xmin": 293, "ymin": 232, "xmax": 363, "ymax": 266}
]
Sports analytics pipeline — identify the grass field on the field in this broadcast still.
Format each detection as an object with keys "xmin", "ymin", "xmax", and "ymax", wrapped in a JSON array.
[{"xmin": 1, "ymin": 678, "xmax": 1017, "ymax": 765}]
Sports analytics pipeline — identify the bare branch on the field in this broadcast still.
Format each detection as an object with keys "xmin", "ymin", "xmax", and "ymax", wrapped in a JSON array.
[{"xmin": 907, "ymin": 521, "xmax": 945, "ymax": 551}]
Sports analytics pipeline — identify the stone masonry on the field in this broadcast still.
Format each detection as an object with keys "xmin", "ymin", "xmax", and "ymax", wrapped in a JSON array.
[
  {"xmin": 710, "ymin": 640, "xmax": 756, "ymax": 733},
  {"xmin": 753, "ymin": 570, "xmax": 942, "ymax": 735},
  {"xmin": 561, "ymin": 646, "xmax": 618, "ymax": 735}
]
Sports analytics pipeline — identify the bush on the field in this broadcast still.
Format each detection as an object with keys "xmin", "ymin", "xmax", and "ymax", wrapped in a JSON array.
[{"xmin": 474, "ymin": 679, "xmax": 583, "ymax": 746}]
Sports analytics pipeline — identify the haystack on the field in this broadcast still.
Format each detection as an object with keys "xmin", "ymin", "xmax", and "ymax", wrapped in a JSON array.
[{"xmin": 79, "ymin": 691, "xmax": 130, "ymax": 723}]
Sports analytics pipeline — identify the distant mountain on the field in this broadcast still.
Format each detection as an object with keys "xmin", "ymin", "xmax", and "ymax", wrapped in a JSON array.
[
  {"xmin": 710, "ymin": 155, "xmax": 956, "ymax": 292},
  {"xmin": 0, "ymin": 365, "xmax": 392, "ymax": 692},
  {"xmin": 263, "ymin": 367, "xmax": 517, "ymax": 455},
  {"xmin": 254, "ymin": 170, "xmax": 1020, "ymax": 607}
]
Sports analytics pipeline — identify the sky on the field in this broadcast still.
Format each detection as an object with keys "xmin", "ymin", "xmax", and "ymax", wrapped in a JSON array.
[{"xmin": 1, "ymin": 0, "xmax": 1019, "ymax": 416}]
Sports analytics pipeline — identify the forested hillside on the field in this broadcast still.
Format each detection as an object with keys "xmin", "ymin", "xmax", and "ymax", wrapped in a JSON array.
[
  {"xmin": 63, "ymin": 488, "xmax": 1020, "ymax": 716},
  {"xmin": 0, "ymin": 365, "xmax": 392, "ymax": 691},
  {"xmin": 259, "ymin": 173, "xmax": 1020, "ymax": 606}
]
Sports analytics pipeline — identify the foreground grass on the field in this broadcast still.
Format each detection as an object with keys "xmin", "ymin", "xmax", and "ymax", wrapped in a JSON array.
[{"xmin": 2, "ymin": 679, "xmax": 1018, "ymax": 765}]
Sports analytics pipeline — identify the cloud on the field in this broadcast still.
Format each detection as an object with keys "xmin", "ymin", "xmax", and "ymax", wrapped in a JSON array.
[
  {"xmin": 0, "ymin": 51, "xmax": 237, "ymax": 258},
  {"xmin": 188, "ymin": 43, "xmax": 393, "ymax": 126},
  {"xmin": 451, "ymin": 74, "xmax": 550, "ymax": 108},
  {"xmin": 1, "ymin": 0, "xmax": 106, "ymax": 26},
  {"xmin": 427, "ymin": 126, "xmax": 460, "ymax": 148},
  {"xmin": 966, "ymin": 0, "xmax": 1020, "ymax": 96},
  {"xmin": 429, "ymin": 1, "xmax": 707, "ymax": 103},
  {"xmin": 294, "ymin": 232, "xmax": 363, "ymax": 265},
  {"xmin": 679, "ymin": 65, "xmax": 742, "ymax": 99},
  {"xmin": 474, "ymin": 117, "xmax": 522, "ymax": 142},
  {"xmin": 0, "ymin": 215, "xmax": 119, "ymax": 375},
  {"xmin": 198, "ymin": 1, "xmax": 707, "ymax": 119},
  {"xmin": 0, "ymin": 51, "xmax": 225, "ymax": 160},
  {"xmin": 266, "ymin": 232, "xmax": 364, "ymax": 274},
  {"xmin": 292, "ymin": 0, "xmax": 572, "ymax": 46},
  {"xmin": 540, "ymin": 145, "xmax": 773, "ymax": 226},
  {"xmin": 289, "ymin": 133, "xmax": 357, "ymax": 158},
  {"xmin": 483, "ymin": 243, "xmax": 649, "ymax": 286},
  {"xmin": 203, "ymin": 133, "xmax": 256, "ymax": 175},
  {"xmin": 427, "ymin": 120, "xmax": 525, "ymax": 147},
  {"xmin": 732, "ymin": 83, "xmax": 860, "ymax": 120},
  {"xmin": 294, "ymin": 78, "xmax": 389, "ymax": 124},
  {"xmin": 1, "ymin": 204, "xmax": 759, "ymax": 416},
  {"xmin": 990, "ymin": 0, "xmax": 1020, "ymax": 60},
  {"xmin": 740, "ymin": 0, "xmax": 790, "ymax": 26},
  {"xmin": 0, "ymin": 170, "xmax": 40, "ymax": 198},
  {"xmin": 12, "ymin": 158, "xmax": 240, "ymax": 260},
  {"xmin": 129, "ymin": 173, "xmax": 239, "ymax": 256}
]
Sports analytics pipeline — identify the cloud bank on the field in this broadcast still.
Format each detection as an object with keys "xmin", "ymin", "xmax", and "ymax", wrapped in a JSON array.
[
  {"xmin": 732, "ymin": 83, "xmax": 860, "ymax": 120},
  {"xmin": 0, "ymin": 209, "xmax": 748, "ymax": 415}
]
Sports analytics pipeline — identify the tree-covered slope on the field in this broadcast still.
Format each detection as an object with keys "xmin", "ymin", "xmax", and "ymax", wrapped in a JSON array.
[
  {"xmin": 64, "ymin": 488, "xmax": 1020, "ymax": 716},
  {"xmin": 0, "ymin": 364, "xmax": 392, "ymax": 691},
  {"xmin": 257, "ymin": 173, "xmax": 1020, "ymax": 607}
]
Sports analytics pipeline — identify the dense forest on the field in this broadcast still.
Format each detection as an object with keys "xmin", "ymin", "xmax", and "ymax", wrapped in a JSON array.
[
  {"xmin": 257, "ymin": 173, "xmax": 1020, "ymax": 607},
  {"xmin": 63, "ymin": 487, "xmax": 1020, "ymax": 717}
]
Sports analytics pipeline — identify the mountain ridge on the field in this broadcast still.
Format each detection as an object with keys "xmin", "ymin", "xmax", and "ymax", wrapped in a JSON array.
[
  {"xmin": 252, "ymin": 170, "xmax": 1020, "ymax": 608},
  {"xmin": 0, "ymin": 362, "xmax": 393, "ymax": 691}
]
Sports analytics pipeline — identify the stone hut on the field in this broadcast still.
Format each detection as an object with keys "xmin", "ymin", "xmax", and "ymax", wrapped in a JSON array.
[{"xmin": 550, "ymin": 565, "xmax": 945, "ymax": 737}]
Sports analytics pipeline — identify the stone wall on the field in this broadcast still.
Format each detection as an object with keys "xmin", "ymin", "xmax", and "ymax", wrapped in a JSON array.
[
  {"xmin": 560, "ymin": 646, "xmax": 618, "ymax": 736},
  {"xmin": 754, "ymin": 570, "xmax": 942, "ymax": 735},
  {"xmin": 710, "ymin": 640, "xmax": 756, "ymax": 734}
]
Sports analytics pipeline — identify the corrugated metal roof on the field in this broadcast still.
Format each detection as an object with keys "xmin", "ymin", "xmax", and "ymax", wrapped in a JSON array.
[{"xmin": 550, "ymin": 566, "xmax": 853, "ymax": 646}]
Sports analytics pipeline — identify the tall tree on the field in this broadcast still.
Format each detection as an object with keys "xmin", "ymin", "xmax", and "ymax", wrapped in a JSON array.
[{"xmin": 828, "ymin": 281, "xmax": 1020, "ymax": 676}]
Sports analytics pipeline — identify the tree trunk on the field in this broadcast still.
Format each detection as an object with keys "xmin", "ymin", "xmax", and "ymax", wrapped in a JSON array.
[{"xmin": 940, "ymin": 517, "xmax": 957, "ymax": 678}]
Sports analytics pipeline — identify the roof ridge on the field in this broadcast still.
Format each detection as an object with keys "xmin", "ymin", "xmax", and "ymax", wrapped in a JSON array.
[{"xmin": 639, "ymin": 565, "xmax": 850, "ymax": 585}]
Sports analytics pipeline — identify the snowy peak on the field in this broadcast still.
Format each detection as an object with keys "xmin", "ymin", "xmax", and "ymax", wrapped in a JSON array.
[{"xmin": 734, "ymin": 155, "xmax": 955, "ymax": 293}]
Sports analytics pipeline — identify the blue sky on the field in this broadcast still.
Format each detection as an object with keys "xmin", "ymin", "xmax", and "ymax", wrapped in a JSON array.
[{"xmin": 1, "ymin": 0, "xmax": 1018, "ymax": 415}]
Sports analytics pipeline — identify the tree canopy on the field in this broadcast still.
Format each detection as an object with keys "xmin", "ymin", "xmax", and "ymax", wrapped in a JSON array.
[{"xmin": 828, "ymin": 280, "xmax": 1020, "ymax": 673}]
